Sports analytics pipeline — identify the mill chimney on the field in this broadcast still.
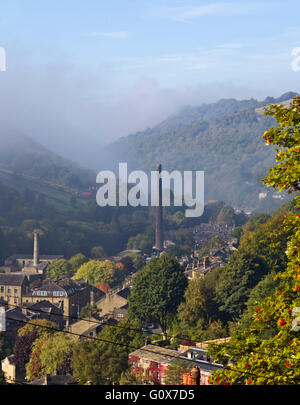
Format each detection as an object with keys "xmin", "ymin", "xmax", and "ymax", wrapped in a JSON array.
[
  {"xmin": 33, "ymin": 231, "xmax": 39, "ymax": 266},
  {"xmin": 155, "ymin": 164, "xmax": 164, "ymax": 251}
]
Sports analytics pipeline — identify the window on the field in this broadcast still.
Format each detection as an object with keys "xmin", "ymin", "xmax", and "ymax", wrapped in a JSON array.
[
  {"xmin": 7, "ymin": 288, "xmax": 11, "ymax": 294},
  {"xmin": 0, "ymin": 287, "xmax": 3, "ymax": 293},
  {"xmin": 37, "ymin": 291, "xmax": 47, "ymax": 296},
  {"xmin": 53, "ymin": 291, "xmax": 64, "ymax": 297},
  {"xmin": 14, "ymin": 288, "xmax": 18, "ymax": 294}
]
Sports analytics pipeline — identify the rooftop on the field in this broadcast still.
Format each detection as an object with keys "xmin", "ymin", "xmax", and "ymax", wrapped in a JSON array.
[
  {"xmin": 25, "ymin": 277, "xmax": 88, "ymax": 297},
  {"xmin": 5, "ymin": 301, "xmax": 63, "ymax": 325},
  {"xmin": 6, "ymin": 254, "xmax": 64, "ymax": 261},
  {"xmin": 24, "ymin": 300, "xmax": 63, "ymax": 315},
  {"xmin": 6, "ymin": 307, "xmax": 30, "ymax": 323},
  {"xmin": 117, "ymin": 287, "xmax": 131, "ymax": 300},
  {"xmin": 0, "ymin": 273, "xmax": 28, "ymax": 286},
  {"xmin": 69, "ymin": 317, "xmax": 103, "ymax": 337},
  {"xmin": 129, "ymin": 344, "xmax": 180, "ymax": 364}
]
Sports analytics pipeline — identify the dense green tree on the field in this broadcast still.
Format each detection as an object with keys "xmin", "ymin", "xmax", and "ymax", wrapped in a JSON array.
[
  {"xmin": 231, "ymin": 226, "xmax": 243, "ymax": 241},
  {"xmin": 173, "ymin": 229, "xmax": 194, "ymax": 252},
  {"xmin": 215, "ymin": 252, "xmax": 266, "ymax": 319},
  {"xmin": 98, "ymin": 319, "xmax": 146, "ymax": 354},
  {"xmin": 164, "ymin": 244, "xmax": 186, "ymax": 258},
  {"xmin": 215, "ymin": 208, "xmax": 293, "ymax": 320},
  {"xmin": 126, "ymin": 253, "xmax": 145, "ymax": 272},
  {"xmin": 69, "ymin": 253, "xmax": 89, "ymax": 273},
  {"xmin": 127, "ymin": 233, "xmax": 153, "ymax": 254},
  {"xmin": 196, "ymin": 320, "xmax": 228, "ymax": 341},
  {"xmin": 198, "ymin": 235, "xmax": 226, "ymax": 260},
  {"xmin": 164, "ymin": 359, "xmax": 193, "ymax": 385},
  {"xmin": 72, "ymin": 341, "xmax": 104, "ymax": 385},
  {"xmin": 22, "ymin": 319, "xmax": 59, "ymax": 381},
  {"xmin": 119, "ymin": 368, "xmax": 143, "ymax": 385},
  {"xmin": 74, "ymin": 260, "xmax": 120, "ymax": 286},
  {"xmin": 90, "ymin": 246, "xmax": 107, "ymax": 258},
  {"xmin": 46, "ymin": 259, "xmax": 73, "ymax": 280},
  {"xmin": 208, "ymin": 96, "xmax": 300, "ymax": 385},
  {"xmin": 241, "ymin": 214, "xmax": 271, "ymax": 234},
  {"xmin": 18, "ymin": 319, "xmax": 59, "ymax": 338},
  {"xmin": 215, "ymin": 206, "xmax": 235, "ymax": 225},
  {"xmin": 97, "ymin": 343, "xmax": 129, "ymax": 384},
  {"xmin": 238, "ymin": 272, "xmax": 284, "ymax": 330},
  {"xmin": 177, "ymin": 269, "xmax": 225, "ymax": 340},
  {"xmin": 129, "ymin": 254, "xmax": 187, "ymax": 339},
  {"xmin": 12, "ymin": 319, "xmax": 58, "ymax": 381},
  {"xmin": 39, "ymin": 333, "xmax": 74, "ymax": 376},
  {"xmin": 26, "ymin": 337, "xmax": 46, "ymax": 381}
]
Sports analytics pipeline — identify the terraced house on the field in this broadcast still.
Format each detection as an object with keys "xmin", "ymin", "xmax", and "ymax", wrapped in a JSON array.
[
  {"xmin": 22, "ymin": 277, "xmax": 92, "ymax": 327},
  {"xmin": 0, "ymin": 273, "xmax": 29, "ymax": 307}
]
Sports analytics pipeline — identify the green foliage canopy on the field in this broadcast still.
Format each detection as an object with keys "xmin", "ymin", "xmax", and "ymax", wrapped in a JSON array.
[{"xmin": 129, "ymin": 254, "xmax": 187, "ymax": 338}]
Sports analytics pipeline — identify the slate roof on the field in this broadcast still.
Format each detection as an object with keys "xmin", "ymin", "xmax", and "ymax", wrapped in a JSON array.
[
  {"xmin": 28, "ymin": 277, "xmax": 87, "ymax": 297},
  {"xmin": 0, "ymin": 273, "xmax": 27, "ymax": 286},
  {"xmin": 178, "ymin": 347, "xmax": 224, "ymax": 372},
  {"xmin": 6, "ymin": 307, "xmax": 29, "ymax": 323},
  {"xmin": 6, "ymin": 254, "xmax": 64, "ymax": 261},
  {"xmin": 117, "ymin": 287, "xmax": 131, "ymax": 300},
  {"xmin": 6, "ymin": 301, "xmax": 63, "ymax": 323},
  {"xmin": 70, "ymin": 317, "xmax": 103, "ymax": 337},
  {"xmin": 129, "ymin": 344, "xmax": 180, "ymax": 364},
  {"xmin": 22, "ymin": 261, "xmax": 49, "ymax": 270},
  {"xmin": 24, "ymin": 300, "xmax": 63, "ymax": 315}
]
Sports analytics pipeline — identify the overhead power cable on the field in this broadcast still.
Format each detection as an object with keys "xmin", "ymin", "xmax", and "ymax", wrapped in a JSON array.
[{"xmin": 5, "ymin": 315, "xmax": 300, "ymax": 384}]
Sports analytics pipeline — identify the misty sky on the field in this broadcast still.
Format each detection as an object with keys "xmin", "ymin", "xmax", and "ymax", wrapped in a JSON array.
[{"xmin": 0, "ymin": 0, "xmax": 300, "ymax": 170}]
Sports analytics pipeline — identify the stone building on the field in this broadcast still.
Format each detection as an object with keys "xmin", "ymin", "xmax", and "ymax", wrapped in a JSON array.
[
  {"xmin": 129, "ymin": 344, "xmax": 181, "ymax": 385},
  {"xmin": 5, "ymin": 300, "xmax": 64, "ymax": 331},
  {"xmin": 22, "ymin": 277, "xmax": 91, "ymax": 327},
  {"xmin": 69, "ymin": 316, "xmax": 106, "ymax": 340},
  {"xmin": 179, "ymin": 347, "xmax": 223, "ymax": 385},
  {"xmin": 1, "ymin": 355, "xmax": 18, "ymax": 384},
  {"xmin": 0, "ymin": 273, "xmax": 29, "ymax": 307},
  {"xmin": 1, "ymin": 231, "xmax": 64, "ymax": 277},
  {"xmin": 96, "ymin": 287, "xmax": 130, "ymax": 318}
]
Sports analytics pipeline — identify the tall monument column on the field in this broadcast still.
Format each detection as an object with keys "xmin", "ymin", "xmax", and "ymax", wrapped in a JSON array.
[
  {"xmin": 33, "ymin": 231, "xmax": 40, "ymax": 266},
  {"xmin": 155, "ymin": 164, "xmax": 164, "ymax": 251}
]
